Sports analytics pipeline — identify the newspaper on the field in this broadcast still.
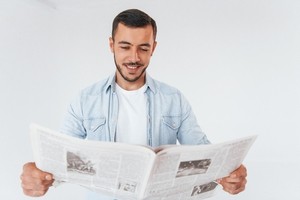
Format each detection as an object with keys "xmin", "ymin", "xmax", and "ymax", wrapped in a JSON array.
[{"xmin": 30, "ymin": 123, "xmax": 257, "ymax": 200}]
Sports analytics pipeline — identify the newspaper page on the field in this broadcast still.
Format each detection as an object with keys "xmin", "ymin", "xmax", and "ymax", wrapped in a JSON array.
[
  {"xmin": 30, "ymin": 123, "xmax": 256, "ymax": 200},
  {"xmin": 143, "ymin": 135, "xmax": 257, "ymax": 200},
  {"xmin": 30, "ymin": 124, "xmax": 156, "ymax": 200}
]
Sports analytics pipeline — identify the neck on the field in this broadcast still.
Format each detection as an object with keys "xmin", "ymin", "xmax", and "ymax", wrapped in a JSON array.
[{"xmin": 116, "ymin": 73, "xmax": 146, "ymax": 91}]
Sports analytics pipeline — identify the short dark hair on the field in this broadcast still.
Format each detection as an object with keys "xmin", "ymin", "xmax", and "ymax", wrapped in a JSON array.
[{"xmin": 112, "ymin": 9, "xmax": 157, "ymax": 40}]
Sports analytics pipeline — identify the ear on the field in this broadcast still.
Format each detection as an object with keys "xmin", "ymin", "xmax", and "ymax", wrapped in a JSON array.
[
  {"xmin": 151, "ymin": 41, "xmax": 157, "ymax": 56},
  {"xmin": 109, "ymin": 37, "xmax": 114, "ymax": 53}
]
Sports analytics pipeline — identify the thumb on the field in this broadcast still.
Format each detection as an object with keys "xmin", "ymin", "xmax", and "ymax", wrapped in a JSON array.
[
  {"xmin": 38, "ymin": 169, "xmax": 53, "ymax": 181},
  {"xmin": 44, "ymin": 173, "xmax": 53, "ymax": 181},
  {"xmin": 25, "ymin": 162, "xmax": 53, "ymax": 180}
]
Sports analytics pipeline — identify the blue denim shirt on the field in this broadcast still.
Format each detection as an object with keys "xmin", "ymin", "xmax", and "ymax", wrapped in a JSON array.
[
  {"xmin": 60, "ymin": 73, "xmax": 210, "ymax": 199},
  {"xmin": 60, "ymin": 73, "xmax": 209, "ymax": 146}
]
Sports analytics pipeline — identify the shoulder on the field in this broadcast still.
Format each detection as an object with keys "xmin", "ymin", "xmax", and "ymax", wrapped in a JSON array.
[
  {"xmin": 148, "ymin": 76, "xmax": 181, "ymax": 95},
  {"xmin": 147, "ymin": 76, "xmax": 193, "ymax": 110},
  {"xmin": 80, "ymin": 75, "xmax": 113, "ymax": 96}
]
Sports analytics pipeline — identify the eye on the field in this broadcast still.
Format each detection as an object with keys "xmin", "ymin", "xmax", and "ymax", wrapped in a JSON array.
[
  {"xmin": 140, "ymin": 47, "xmax": 150, "ymax": 52},
  {"xmin": 120, "ymin": 46, "xmax": 130, "ymax": 50}
]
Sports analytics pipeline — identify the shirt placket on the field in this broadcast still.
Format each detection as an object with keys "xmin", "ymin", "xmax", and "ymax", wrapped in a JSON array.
[
  {"xmin": 146, "ymin": 90, "xmax": 152, "ymax": 146},
  {"xmin": 110, "ymin": 90, "xmax": 119, "ymax": 142}
]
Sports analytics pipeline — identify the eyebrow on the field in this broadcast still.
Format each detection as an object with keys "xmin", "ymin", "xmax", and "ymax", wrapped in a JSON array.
[{"xmin": 118, "ymin": 41, "xmax": 151, "ymax": 47}]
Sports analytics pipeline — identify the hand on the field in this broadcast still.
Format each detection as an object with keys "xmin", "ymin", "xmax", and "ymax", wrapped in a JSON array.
[
  {"xmin": 217, "ymin": 164, "xmax": 247, "ymax": 194},
  {"xmin": 20, "ymin": 162, "xmax": 54, "ymax": 197}
]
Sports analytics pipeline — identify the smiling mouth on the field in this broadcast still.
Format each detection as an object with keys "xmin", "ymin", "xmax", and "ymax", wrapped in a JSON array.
[
  {"xmin": 126, "ymin": 65, "xmax": 139, "ymax": 69},
  {"xmin": 124, "ymin": 63, "xmax": 143, "ymax": 69}
]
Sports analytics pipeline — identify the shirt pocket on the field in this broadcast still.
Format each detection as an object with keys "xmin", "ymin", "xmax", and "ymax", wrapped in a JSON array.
[
  {"xmin": 83, "ymin": 117, "xmax": 106, "ymax": 140},
  {"xmin": 162, "ymin": 116, "xmax": 181, "ymax": 138}
]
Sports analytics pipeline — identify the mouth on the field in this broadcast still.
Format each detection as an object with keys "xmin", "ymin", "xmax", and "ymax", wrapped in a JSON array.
[
  {"xmin": 124, "ymin": 63, "xmax": 143, "ymax": 70},
  {"xmin": 126, "ymin": 65, "xmax": 139, "ymax": 69}
]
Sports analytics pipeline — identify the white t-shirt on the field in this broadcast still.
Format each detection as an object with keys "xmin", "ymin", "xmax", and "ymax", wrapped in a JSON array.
[{"xmin": 115, "ymin": 84, "xmax": 148, "ymax": 145}]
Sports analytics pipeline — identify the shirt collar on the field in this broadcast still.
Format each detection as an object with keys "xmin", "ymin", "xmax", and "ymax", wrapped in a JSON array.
[{"xmin": 105, "ymin": 72, "xmax": 157, "ymax": 94}]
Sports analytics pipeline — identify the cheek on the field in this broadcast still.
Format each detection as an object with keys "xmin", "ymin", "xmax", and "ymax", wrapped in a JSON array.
[
  {"xmin": 115, "ymin": 51, "xmax": 129, "ymax": 61},
  {"xmin": 114, "ymin": 52, "xmax": 125, "ymax": 63},
  {"xmin": 142, "ymin": 55, "xmax": 152, "ymax": 63}
]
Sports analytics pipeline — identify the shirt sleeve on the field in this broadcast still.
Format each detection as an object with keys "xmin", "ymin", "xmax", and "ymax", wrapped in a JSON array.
[{"xmin": 59, "ymin": 93, "xmax": 87, "ymax": 139}]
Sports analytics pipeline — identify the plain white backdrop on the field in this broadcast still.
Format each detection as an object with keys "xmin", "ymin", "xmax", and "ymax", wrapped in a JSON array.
[{"xmin": 1, "ymin": 0, "xmax": 299, "ymax": 199}]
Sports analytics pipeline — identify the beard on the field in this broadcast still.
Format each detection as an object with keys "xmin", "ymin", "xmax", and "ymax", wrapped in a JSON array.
[{"xmin": 114, "ymin": 55, "xmax": 147, "ymax": 83}]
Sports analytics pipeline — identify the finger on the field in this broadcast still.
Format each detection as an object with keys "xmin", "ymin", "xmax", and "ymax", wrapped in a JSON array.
[
  {"xmin": 231, "ymin": 164, "xmax": 247, "ymax": 178},
  {"xmin": 31, "ymin": 170, "xmax": 53, "ymax": 181},
  {"xmin": 223, "ymin": 165, "xmax": 247, "ymax": 183},
  {"xmin": 223, "ymin": 183, "xmax": 246, "ymax": 194},
  {"xmin": 222, "ymin": 176, "xmax": 244, "ymax": 183},
  {"xmin": 21, "ymin": 179, "xmax": 54, "ymax": 190},
  {"xmin": 223, "ymin": 186, "xmax": 245, "ymax": 194},
  {"xmin": 22, "ymin": 188, "xmax": 49, "ymax": 197},
  {"xmin": 22, "ymin": 162, "xmax": 53, "ymax": 181},
  {"xmin": 220, "ymin": 178, "xmax": 247, "ymax": 195}
]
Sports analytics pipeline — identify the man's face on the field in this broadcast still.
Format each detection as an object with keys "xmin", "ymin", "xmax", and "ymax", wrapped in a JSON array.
[{"xmin": 109, "ymin": 23, "xmax": 157, "ymax": 89}]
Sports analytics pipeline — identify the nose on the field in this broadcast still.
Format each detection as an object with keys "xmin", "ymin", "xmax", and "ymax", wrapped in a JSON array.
[{"xmin": 128, "ymin": 49, "xmax": 141, "ymax": 63}]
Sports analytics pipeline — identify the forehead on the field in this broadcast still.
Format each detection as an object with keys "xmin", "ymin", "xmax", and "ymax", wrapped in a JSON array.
[{"xmin": 114, "ymin": 23, "xmax": 155, "ymax": 44}]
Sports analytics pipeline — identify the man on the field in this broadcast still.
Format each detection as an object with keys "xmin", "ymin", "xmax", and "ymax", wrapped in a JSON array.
[{"xmin": 21, "ymin": 9, "xmax": 247, "ymax": 199}]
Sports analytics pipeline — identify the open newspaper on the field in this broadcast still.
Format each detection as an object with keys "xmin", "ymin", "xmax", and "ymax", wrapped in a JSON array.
[{"xmin": 30, "ymin": 124, "xmax": 257, "ymax": 200}]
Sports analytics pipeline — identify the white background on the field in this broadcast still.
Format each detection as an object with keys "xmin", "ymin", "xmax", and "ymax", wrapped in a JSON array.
[{"xmin": 1, "ymin": 0, "xmax": 299, "ymax": 199}]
